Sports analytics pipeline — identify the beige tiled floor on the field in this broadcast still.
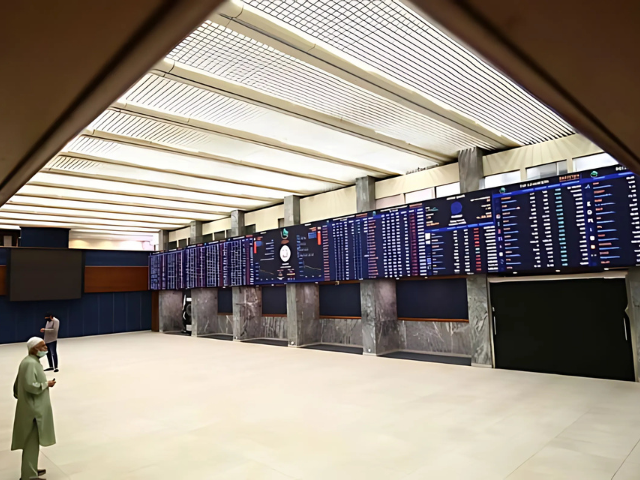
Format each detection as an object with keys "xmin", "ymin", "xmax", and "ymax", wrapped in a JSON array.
[{"xmin": 2, "ymin": 332, "xmax": 640, "ymax": 479}]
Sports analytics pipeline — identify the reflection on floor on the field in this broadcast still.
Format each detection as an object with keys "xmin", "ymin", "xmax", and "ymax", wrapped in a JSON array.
[
  {"xmin": 2, "ymin": 331, "xmax": 640, "ymax": 479},
  {"xmin": 242, "ymin": 338, "xmax": 288, "ymax": 347},
  {"xmin": 200, "ymin": 333, "xmax": 233, "ymax": 341},
  {"xmin": 382, "ymin": 350, "xmax": 471, "ymax": 366},
  {"xmin": 303, "ymin": 344, "xmax": 363, "ymax": 355}
]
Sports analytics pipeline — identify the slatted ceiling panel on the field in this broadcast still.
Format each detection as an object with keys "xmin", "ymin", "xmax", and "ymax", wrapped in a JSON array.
[
  {"xmin": 243, "ymin": 0, "xmax": 574, "ymax": 145},
  {"xmin": 0, "ymin": 204, "xmax": 192, "ymax": 225},
  {"xmin": 0, "ymin": 211, "xmax": 179, "ymax": 229},
  {"xmin": 15, "ymin": 185, "xmax": 240, "ymax": 214},
  {"xmin": 29, "ymin": 172, "xmax": 271, "ymax": 209},
  {"xmin": 60, "ymin": 137, "xmax": 340, "ymax": 194},
  {"xmin": 9, "ymin": 196, "xmax": 224, "ymax": 221},
  {"xmin": 166, "ymin": 22, "xmax": 494, "ymax": 154},
  {"xmin": 121, "ymin": 80, "xmax": 434, "ymax": 174},
  {"xmin": 124, "ymin": 74, "xmax": 267, "ymax": 127},
  {"xmin": 90, "ymin": 111, "xmax": 378, "ymax": 182},
  {"xmin": 0, "ymin": 219, "xmax": 161, "ymax": 233}
]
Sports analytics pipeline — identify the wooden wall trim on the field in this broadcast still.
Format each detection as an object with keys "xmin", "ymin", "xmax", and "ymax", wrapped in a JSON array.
[
  {"xmin": 319, "ymin": 315, "xmax": 362, "ymax": 320},
  {"xmin": 0, "ymin": 265, "xmax": 6, "ymax": 296},
  {"xmin": 84, "ymin": 266, "xmax": 148, "ymax": 293}
]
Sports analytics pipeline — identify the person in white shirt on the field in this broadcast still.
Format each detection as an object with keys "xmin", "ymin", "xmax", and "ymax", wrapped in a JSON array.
[{"xmin": 40, "ymin": 313, "xmax": 60, "ymax": 373}]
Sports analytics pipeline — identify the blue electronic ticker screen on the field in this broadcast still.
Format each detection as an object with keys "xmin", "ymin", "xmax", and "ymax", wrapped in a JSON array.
[{"xmin": 150, "ymin": 165, "xmax": 640, "ymax": 290}]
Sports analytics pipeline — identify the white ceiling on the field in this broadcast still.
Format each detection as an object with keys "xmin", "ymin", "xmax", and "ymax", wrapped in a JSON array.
[{"xmin": 4, "ymin": 0, "xmax": 574, "ymax": 243}]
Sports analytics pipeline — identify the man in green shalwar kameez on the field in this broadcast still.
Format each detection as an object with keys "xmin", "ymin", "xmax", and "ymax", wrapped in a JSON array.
[{"xmin": 12, "ymin": 337, "xmax": 57, "ymax": 480}]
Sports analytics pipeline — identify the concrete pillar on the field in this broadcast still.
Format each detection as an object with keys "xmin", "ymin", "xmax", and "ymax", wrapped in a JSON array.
[
  {"xmin": 283, "ymin": 195, "xmax": 321, "ymax": 346},
  {"xmin": 159, "ymin": 290, "xmax": 183, "ymax": 332},
  {"xmin": 459, "ymin": 147, "xmax": 484, "ymax": 193},
  {"xmin": 230, "ymin": 209, "xmax": 262, "ymax": 340},
  {"xmin": 459, "ymin": 147, "xmax": 493, "ymax": 367},
  {"xmin": 355, "ymin": 176, "xmax": 400, "ymax": 354},
  {"xmin": 161, "ymin": 230, "xmax": 170, "ymax": 251},
  {"xmin": 467, "ymin": 275, "xmax": 492, "ymax": 366},
  {"xmin": 356, "ymin": 176, "xmax": 376, "ymax": 212},
  {"xmin": 233, "ymin": 287, "xmax": 262, "ymax": 340},
  {"xmin": 625, "ymin": 268, "xmax": 640, "ymax": 381},
  {"xmin": 361, "ymin": 279, "xmax": 401, "ymax": 355},
  {"xmin": 284, "ymin": 195, "xmax": 301, "ymax": 226},
  {"xmin": 189, "ymin": 220, "xmax": 203, "ymax": 245},
  {"xmin": 230, "ymin": 210, "xmax": 244, "ymax": 236},
  {"xmin": 191, "ymin": 288, "xmax": 218, "ymax": 337}
]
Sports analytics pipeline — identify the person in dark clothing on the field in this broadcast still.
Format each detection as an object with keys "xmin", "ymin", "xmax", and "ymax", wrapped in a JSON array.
[{"xmin": 40, "ymin": 313, "xmax": 60, "ymax": 373}]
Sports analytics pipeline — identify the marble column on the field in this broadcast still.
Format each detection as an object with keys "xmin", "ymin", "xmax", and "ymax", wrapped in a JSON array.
[
  {"xmin": 459, "ymin": 148, "xmax": 493, "ymax": 367},
  {"xmin": 189, "ymin": 220, "xmax": 203, "ymax": 245},
  {"xmin": 625, "ymin": 268, "xmax": 640, "ymax": 381},
  {"xmin": 356, "ymin": 176, "xmax": 376, "ymax": 212},
  {"xmin": 233, "ymin": 286, "xmax": 262, "ymax": 340},
  {"xmin": 283, "ymin": 195, "xmax": 321, "ymax": 346},
  {"xmin": 467, "ymin": 275, "xmax": 492, "ymax": 366},
  {"xmin": 161, "ymin": 230, "xmax": 170, "ymax": 251},
  {"xmin": 356, "ymin": 176, "xmax": 400, "ymax": 355},
  {"xmin": 191, "ymin": 288, "xmax": 218, "ymax": 337},
  {"xmin": 230, "ymin": 209, "xmax": 244, "ymax": 236},
  {"xmin": 458, "ymin": 147, "xmax": 484, "ymax": 193},
  {"xmin": 159, "ymin": 290, "xmax": 183, "ymax": 332},
  {"xmin": 287, "ymin": 283, "xmax": 321, "ymax": 346},
  {"xmin": 361, "ymin": 279, "xmax": 401, "ymax": 355}
]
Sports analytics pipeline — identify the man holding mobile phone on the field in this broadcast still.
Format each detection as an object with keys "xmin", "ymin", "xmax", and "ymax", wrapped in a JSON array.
[
  {"xmin": 40, "ymin": 313, "xmax": 59, "ymax": 373},
  {"xmin": 12, "ymin": 337, "xmax": 56, "ymax": 480}
]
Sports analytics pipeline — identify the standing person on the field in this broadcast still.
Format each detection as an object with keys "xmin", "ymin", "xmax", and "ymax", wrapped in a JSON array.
[
  {"xmin": 40, "ymin": 313, "xmax": 59, "ymax": 373},
  {"xmin": 12, "ymin": 337, "xmax": 56, "ymax": 480}
]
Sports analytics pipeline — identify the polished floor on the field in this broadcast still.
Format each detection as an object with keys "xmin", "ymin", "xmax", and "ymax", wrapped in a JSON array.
[{"xmin": 2, "ymin": 332, "xmax": 640, "ymax": 479}]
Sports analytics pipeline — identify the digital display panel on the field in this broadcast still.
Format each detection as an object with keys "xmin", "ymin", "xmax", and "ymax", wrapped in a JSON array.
[
  {"xmin": 150, "ymin": 165, "xmax": 640, "ymax": 289},
  {"xmin": 185, "ymin": 245, "xmax": 206, "ymax": 289},
  {"xmin": 149, "ymin": 253, "xmax": 163, "ymax": 290},
  {"xmin": 165, "ymin": 250, "xmax": 185, "ymax": 290}
]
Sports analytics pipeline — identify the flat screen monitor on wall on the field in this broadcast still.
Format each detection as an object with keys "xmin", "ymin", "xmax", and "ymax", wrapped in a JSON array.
[{"xmin": 9, "ymin": 248, "xmax": 84, "ymax": 301}]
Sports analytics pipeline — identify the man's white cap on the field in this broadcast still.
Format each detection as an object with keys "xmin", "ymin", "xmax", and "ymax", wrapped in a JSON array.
[{"xmin": 27, "ymin": 337, "xmax": 44, "ymax": 351}]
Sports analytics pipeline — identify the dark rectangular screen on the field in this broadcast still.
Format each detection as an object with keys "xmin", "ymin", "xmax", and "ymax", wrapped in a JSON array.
[
  {"xmin": 396, "ymin": 279, "xmax": 468, "ymax": 319},
  {"xmin": 262, "ymin": 286, "xmax": 287, "ymax": 315},
  {"xmin": 319, "ymin": 283, "xmax": 361, "ymax": 317},
  {"xmin": 10, "ymin": 248, "xmax": 84, "ymax": 301},
  {"xmin": 218, "ymin": 288, "xmax": 233, "ymax": 314}
]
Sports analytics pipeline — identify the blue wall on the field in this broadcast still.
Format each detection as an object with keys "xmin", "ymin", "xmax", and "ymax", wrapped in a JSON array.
[{"xmin": 0, "ymin": 291, "xmax": 152, "ymax": 345}]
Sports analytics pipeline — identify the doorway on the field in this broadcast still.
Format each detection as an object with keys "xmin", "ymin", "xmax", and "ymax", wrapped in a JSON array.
[{"xmin": 490, "ymin": 278, "xmax": 635, "ymax": 381}]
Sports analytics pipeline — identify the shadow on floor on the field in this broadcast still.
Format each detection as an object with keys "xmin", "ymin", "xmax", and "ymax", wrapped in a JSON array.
[
  {"xmin": 164, "ymin": 331, "xmax": 191, "ymax": 336},
  {"xmin": 242, "ymin": 338, "xmax": 288, "ymax": 347},
  {"xmin": 303, "ymin": 344, "xmax": 363, "ymax": 355},
  {"xmin": 382, "ymin": 351, "xmax": 471, "ymax": 366},
  {"xmin": 201, "ymin": 334, "xmax": 233, "ymax": 341}
]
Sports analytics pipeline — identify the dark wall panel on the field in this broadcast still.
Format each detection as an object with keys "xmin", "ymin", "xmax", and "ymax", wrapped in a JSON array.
[
  {"xmin": 113, "ymin": 293, "xmax": 127, "ymax": 334},
  {"xmin": 83, "ymin": 294, "xmax": 101, "ymax": 337},
  {"xmin": 126, "ymin": 291, "xmax": 142, "ymax": 332},
  {"xmin": 320, "ymin": 283, "xmax": 361, "ymax": 317},
  {"xmin": 218, "ymin": 288, "xmax": 232, "ymax": 314},
  {"xmin": 20, "ymin": 227, "xmax": 69, "ymax": 248},
  {"xmin": 99, "ymin": 294, "xmax": 114, "ymax": 335},
  {"xmin": 396, "ymin": 279, "xmax": 468, "ymax": 320},
  {"xmin": 262, "ymin": 286, "xmax": 287, "ymax": 315},
  {"xmin": 0, "ymin": 291, "xmax": 152, "ymax": 345}
]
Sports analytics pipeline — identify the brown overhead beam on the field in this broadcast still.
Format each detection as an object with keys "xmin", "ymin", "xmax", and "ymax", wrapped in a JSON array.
[
  {"xmin": 410, "ymin": 0, "xmax": 640, "ymax": 174},
  {"xmin": 0, "ymin": 0, "xmax": 224, "ymax": 206}
]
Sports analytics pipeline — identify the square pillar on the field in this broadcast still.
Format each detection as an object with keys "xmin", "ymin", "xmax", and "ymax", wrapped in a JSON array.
[
  {"xmin": 189, "ymin": 220, "xmax": 203, "ymax": 245},
  {"xmin": 161, "ymin": 230, "xmax": 170, "ymax": 251},
  {"xmin": 191, "ymin": 288, "xmax": 218, "ymax": 337},
  {"xmin": 287, "ymin": 283, "xmax": 320, "ymax": 346},
  {"xmin": 230, "ymin": 210, "xmax": 244, "ymax": 236},
  {"xmin": 159, "ymin": 290, "xmax": 183, "ymax": 332},
  {"xmin": 625, "ymin": 268, "xmax": 640, "ymax": 381},
  {"xmin": 467, "ymin": 275, "xmax": 492, "ymax": 366},
  {"xmin": 233, "ymin": 286, "xmax": 262, "ymax": 341},
  {"xmin": 459, "ymin": 148, "xmax": 493, "ymax": 367},
  {"xmin": 283, "ymin": 195, "xmax": 321, "ymax": 346},
  {"xmin": 361, "ymin": 279, "xmax": 401, "ymax": 355},
  {"xmin": 458, "ymin": 147, "xmax": 484, "ymax": 193},
  {"xmin": 356, "ymin": 176, "xmax": 376, "ymax": 212}
]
